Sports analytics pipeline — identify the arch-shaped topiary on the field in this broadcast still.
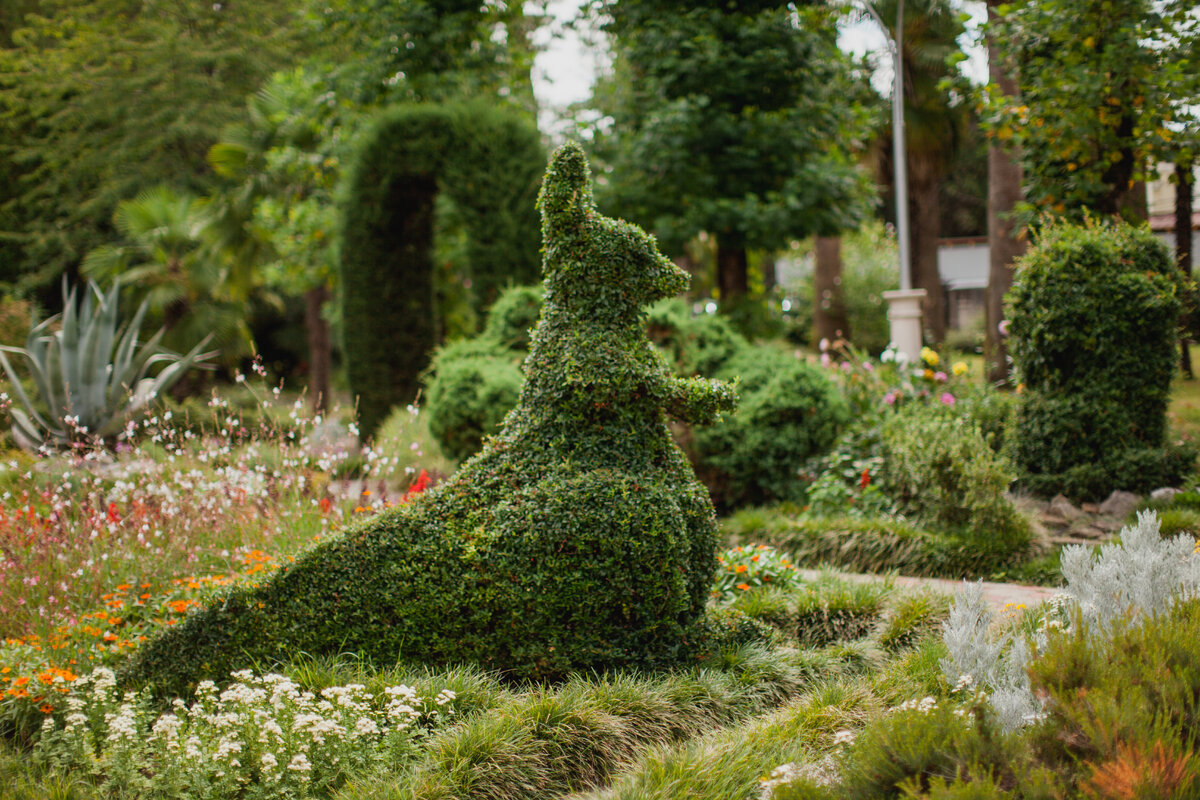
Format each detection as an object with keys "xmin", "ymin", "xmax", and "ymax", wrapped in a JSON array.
[{"xmin": 339, "ymin": 102, "xmax": 544, "ymax": 438}]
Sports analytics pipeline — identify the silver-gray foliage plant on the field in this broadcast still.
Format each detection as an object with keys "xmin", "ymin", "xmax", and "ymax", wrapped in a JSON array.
[{"xmin": 941, "ymin": 511, "xmax": 1200, "ymax": 731}]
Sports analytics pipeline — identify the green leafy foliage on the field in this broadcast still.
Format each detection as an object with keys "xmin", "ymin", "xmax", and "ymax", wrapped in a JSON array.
[
  {"xmin": 0, "ymin": 280, "xmax": 215, "ymax": 448},
  {"xmin": 126, "ymin": 143, "xmax": 740, "ymax": 695},
  {"xmin": 694, "ymin": 347, "xmax": 851, "ymax": 509},
  {"xmin": 425, "ymin": 340, "xmax": 524, "ymax": 462},
  {"xmin": 879, "ymin": 405, "xmax": 1031, "ymax": 552},
  {"xmin": 712, "ymin": 544, "xmax": 803, "ymax": 601},
  {"xmin": 1007, "ymin": 219, "xmax": 1193, "ymax": 500},
  {"xmin": 339, "ymin": 102, "xmax": 544, "ymax": 438}
]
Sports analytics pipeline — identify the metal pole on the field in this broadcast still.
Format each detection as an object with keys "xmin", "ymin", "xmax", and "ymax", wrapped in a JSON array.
[
  {"xmin": 849, "ymin": 0, "xmax": 911, "ymax": 290},
  {"xmin": 893, "ymin": 0, "xmax": 911, "ymax": 291}
]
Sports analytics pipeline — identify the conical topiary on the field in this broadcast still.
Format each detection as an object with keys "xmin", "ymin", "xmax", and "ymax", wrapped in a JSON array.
[{"xmin": 125, "ymin": 143, "xmax": 738, "ymax": 694}]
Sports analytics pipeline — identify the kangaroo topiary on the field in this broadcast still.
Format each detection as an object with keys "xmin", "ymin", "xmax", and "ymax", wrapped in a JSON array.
[{"xmin": 125, "ymin": 143, "xmax": 738, "ymax": 695}]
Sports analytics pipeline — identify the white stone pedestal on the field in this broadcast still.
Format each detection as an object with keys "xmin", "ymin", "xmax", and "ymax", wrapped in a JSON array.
[{"xmin": 882, "ymin": 288, "xmax": 927, "ymax": 364}]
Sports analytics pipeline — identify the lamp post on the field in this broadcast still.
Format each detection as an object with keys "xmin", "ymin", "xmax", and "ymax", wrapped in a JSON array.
[{"xmin": 851, "ymin": 0, "xmax": 926, "ymax": 362}]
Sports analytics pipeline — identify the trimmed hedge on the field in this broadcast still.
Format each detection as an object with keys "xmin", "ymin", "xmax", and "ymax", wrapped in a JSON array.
[
  {"xmin": 126, "ymin": 143, "xmax": 739, "ymax": 696},
  {"xmin": 1006, "ymin": 219, "xmax": 1194, "ymax": 500},
  {"xmin": 339, "ymin": 102, "xmax": 544, "ymax": 438},
  {"xmin": 723, "ymin": 510, "xmax": 1032, "ymax": 580}
]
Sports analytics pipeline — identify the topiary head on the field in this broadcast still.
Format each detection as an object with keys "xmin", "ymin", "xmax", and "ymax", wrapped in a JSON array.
[{"xmin": 537, "ymin": 142, "xmax": 688, "ymax": 321}]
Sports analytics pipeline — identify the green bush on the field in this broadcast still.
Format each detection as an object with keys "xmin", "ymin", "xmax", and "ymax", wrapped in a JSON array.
[
  {"xmin": 879, "ymin": 406, "xmax": 1031, "ymax": 552},
  {"xmin": 340, "ymin": 103, "xmax": 545, "ymax": 438},
  {"xmin": 482, "ymin": 284, "xmax": 544, "ymax": 352},
  {"xmin": 126, "ymin": 143, "xmax": 740, "ymax": 695},
  {"xmin": 1006, "ymin": 218, "xmax": 1192, "ymax": 500},
  {"xmin": 695, "ymin": 346, "xmax": 850, "ymax": 508},
  {"xmin": 424, "ymin": 340, "xmax": 524, "ymax": 462}
]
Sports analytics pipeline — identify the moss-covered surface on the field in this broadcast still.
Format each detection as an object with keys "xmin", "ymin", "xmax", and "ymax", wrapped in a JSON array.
[{"xmin": 126, "ymin": 144, "xmax": 738, "ymax": 696}]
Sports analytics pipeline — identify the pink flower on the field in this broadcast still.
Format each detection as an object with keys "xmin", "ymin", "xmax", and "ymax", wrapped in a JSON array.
[
  {"xmin": 935, "ymin": 371, "xmax": 947, "ymax": 382},
  {"xmin": 884, "ymin": 391, "xmax": 898, "ymax": 406},
  {"xmin": 940, "ymin": 392, "xmax": 956, "ymax": 406},
  {"xmin": 840, "ymin": 361, "xmax": 852, "ymax": 373},
  {"xmin": 820, "ymin": 353, "xmax": 832, "ymax": 368},
  {"xmin": 863, "ymin": 362, "xmax": 875, "ymax": 372}
]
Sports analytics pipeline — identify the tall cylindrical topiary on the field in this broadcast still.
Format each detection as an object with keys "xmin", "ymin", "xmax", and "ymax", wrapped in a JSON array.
[
  {"xmin": 1007, "ymin": 218, "xmax": 1193, "ymax": 500},
  {"xmin": 339, "ymin": 103, "xmax": 543, "ymax": 438}
]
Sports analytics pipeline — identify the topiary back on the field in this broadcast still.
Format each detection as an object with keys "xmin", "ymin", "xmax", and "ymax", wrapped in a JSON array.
[
  {"xmin": 340, "ymin": 102, "xmax": 544, "ymax": 438},
  {"xmin": 1006, "ymin": 219, "xmax": 1194, "ymax": 500},
  {"xmin": 125, "ymin": 143, "xmax": 738, "ymax": 696}
]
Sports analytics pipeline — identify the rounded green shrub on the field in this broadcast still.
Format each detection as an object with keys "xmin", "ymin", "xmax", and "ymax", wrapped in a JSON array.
[
  {"xmin": 125, "ymin": 143, "xmax": 738, "ymax": 696},
  {"xmin": 1006, "ymin": 219, "xmax": 1192, "ymax": 500},
  {"xmin": 879, "ymin": 404, "xmax": 1031, "ymax": 553},
  {"xmin": 694, "ymin": 346, "xmax": 850, "ymax": 509},
  {"xmin": 425, "ymin": 347, "xmax": 523, "ymax": 462},
  {"xmin": 482, "ymin": 284, "xmax": 544, "ymax": 351},
  {"xmin": 340, "ymin": 102, "xmax": 544, "ymax": 439}
]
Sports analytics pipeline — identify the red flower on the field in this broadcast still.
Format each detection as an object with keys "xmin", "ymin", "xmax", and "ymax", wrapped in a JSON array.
[
  {"xmin": 860, "ymin": 468, "xmax": 870, "ymax": 489},
  {"xmin": 106, "ymin": 502, "xmax": 120, "ymax": 524}
]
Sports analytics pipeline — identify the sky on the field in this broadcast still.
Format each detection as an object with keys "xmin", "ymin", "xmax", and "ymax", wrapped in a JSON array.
[{"xmin": 530, "ymin": 0, "xmax": 990, "ymax": 126}]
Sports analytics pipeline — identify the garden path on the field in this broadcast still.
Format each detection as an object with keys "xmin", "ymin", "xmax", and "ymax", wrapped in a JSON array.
[{"xmin": 797, "ymin": 569, "xmax": 1058, "ymax": 609}]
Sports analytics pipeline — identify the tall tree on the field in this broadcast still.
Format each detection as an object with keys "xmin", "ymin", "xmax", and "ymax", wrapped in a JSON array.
[
  {"xmin": 985, "ymin": 0, "xmax": 1196, "ymax": 222},
  {"xmin": 0, "ymin": 0, "xmax": 301, "ymax": 291},
  {"xmin": 983, "ymin": 0, "xmax": 1025, "ymax": 384},
  {"xmin": 593, "ymin": 0, "xmax": 872, "ymax": 316}
]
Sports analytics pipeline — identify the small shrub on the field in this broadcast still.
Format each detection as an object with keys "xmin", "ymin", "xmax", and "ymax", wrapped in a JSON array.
[
  {"xmin": 1007, "ymin": 218, "xmax": 1191, "ymax": 500},
  {"xmin": 481, "ymin": 284, "xmax": 543, "ymax": 351},
  {"xmin": 424, "ymin": 344, "xmax": 523, "ymax": 461},
  {"xmin": 713, "ymin": 544, "xmax": 803, "ymax": 601},
  {"xmin": 696, "ymin": 346, "xmax": 850, "ymax": 508},
  {"xmin": 878, "ymin": 592, "xmax": 953, "ymax": 652},
  {"xmin": 879, "ymin": 405, "xmax": 1031, "ymax": 552}
]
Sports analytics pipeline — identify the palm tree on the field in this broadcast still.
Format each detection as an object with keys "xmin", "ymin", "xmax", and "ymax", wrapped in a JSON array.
[{"xmin": 82, "ymin": 185, "xmax": 253, "ymax": 366}]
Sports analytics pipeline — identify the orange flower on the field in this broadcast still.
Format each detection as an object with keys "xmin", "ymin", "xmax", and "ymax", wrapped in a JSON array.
[
  {"xmin": 735, "ymin": 564, "xmax": 748, "ymax": 573},
  {"xmin": 751, "ymin": 554, "xmax": 760, "ymax": 562},
  {"xmin": 13, "ymin": 677, "xmax": 28, "ymax": 687},
  {"xmin": 737, "ymin": 583, "xmax": 751, "ymax": 591},
  {"xmin": 40, "ymin": 704, "xmax": 53, "ymax": 714}
]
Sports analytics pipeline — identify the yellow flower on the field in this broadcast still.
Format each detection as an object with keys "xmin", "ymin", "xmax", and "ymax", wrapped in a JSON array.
[
  {"xmin": 920, "ymin": 347, "xmax": 939, "ymax": 367},
  {"xmin": 924, "ymin": 369, "xmax": 934, "ymax": 380},
  {"xmin": 952, "ymin": 361, "xmax": 968, "ymax": 376}
]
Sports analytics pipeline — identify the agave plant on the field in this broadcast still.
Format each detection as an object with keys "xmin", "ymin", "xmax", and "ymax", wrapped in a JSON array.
[{"xmin": 0, "ymin": 280, "xmax": 215, "ymax": 449}]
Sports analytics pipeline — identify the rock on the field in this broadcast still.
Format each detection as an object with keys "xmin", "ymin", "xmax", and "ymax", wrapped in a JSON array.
[
  {"xmin": 1150, "ymin": 487, "xmax": 1183, "ymax": 503},
  {"xmin": 1071, "ymin": 525, "xmax": 1110, "ymax": 540},
  {"xmin": 1098, "ymin": 490, "xmax": 1142, "ymax": 518},
  {"xmin": 1039, "ymin": 512, "xmax": 1071, "ymax": 530},
  {"xmin": 1048, "ymin": 535, "xmax": 1095, "ymax": 547},
  {"xmin": 1093, "ymin": 518, "xmax": 1125, "ymax": 533},
  {"xmin": 1081, "ymin": 502, "xmax": 1100, "ymax": 513},
  {"xmin": 1048, "ymin": 494, "xmax": 1085, "ymax": 521}
]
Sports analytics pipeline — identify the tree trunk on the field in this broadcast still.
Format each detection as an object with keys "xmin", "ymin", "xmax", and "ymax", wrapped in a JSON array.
[
  {"xmin": 813, "ymin": 236, "xmax": 850, "ymax": 344},
  {"xmin": 716, "ymin": 236, "xmax": 748, "ymax": 302},
  {"xmin": 1178, "ymin": 161, "xmax": 1194, "ymax": 378},
  {"xmin": 908, "ymin": 155, "xmax": 946, "ymax": 344},
  {"xmin": 985, "ymin": 0, "xmax": 1026, "ymax": 385},
  {"xmin": 305, "ymin": 283, "xmax": 332, "ymax": 413}
]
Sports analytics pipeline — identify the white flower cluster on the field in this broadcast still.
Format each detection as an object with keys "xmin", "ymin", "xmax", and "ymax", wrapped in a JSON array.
[
  {"xmin": 758, "ymin": 755, "xmax": 840, "ymax": 799},
  {"xmin": 34, "ymin": 669, "xmax": 448, "ymax": 799}
]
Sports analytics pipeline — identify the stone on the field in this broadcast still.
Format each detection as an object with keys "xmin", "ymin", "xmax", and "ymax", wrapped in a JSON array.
[
  {"xmin": 1038, "ymin": 512, "xmax": 1070, "ymax": 530},
  {"xmin": 1098, "ymin": 490, "xmax": 1142, "ymax": 518},
  {"xmin": 1071, "ymin": 525, "xmax": 1109, "ymax": 540},
  {"xmin": 1150, "ymin": 487, "xmax": 1183, "ymax": 503},
  {"xmin": 1081, "ymin": 502, "xmax": 1100, "ymax": 513},
  {"xmin": 1048, "ymin": 494, "xmax": 1085, "ymax": 521},
  {"xmin": 1093, "ymin": 518, "xmax": 1125, "ymax": 533}
]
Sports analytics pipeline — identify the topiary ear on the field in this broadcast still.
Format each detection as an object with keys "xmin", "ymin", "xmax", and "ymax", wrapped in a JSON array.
[{"xmin": 537, "ymin": 142, "xmax": 593, "ymax": 237}]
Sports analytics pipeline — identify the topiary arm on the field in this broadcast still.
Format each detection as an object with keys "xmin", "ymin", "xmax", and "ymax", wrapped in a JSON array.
[{"xmin": 661, "ymin": 375, "xmax": 737, "ymax": 426}]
